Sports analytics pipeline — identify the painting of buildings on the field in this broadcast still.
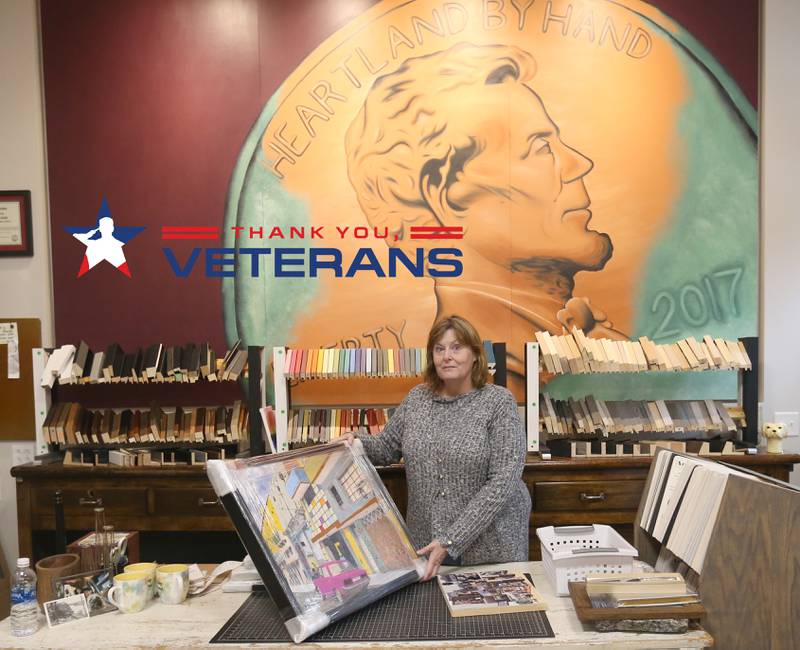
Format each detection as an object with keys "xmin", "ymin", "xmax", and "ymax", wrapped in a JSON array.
[{"xmin": 235, "ymin": 442, "xmax": 421, "ymax": 612}]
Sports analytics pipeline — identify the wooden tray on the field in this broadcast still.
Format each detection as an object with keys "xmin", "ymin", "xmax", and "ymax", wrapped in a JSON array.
[
  {"xmin": 67, "ymin": 531, "xmax": 140, "ymax": 572},
  {"xmin": 568, "ymin": 581, "xmax": 706, "ymax": 623}
]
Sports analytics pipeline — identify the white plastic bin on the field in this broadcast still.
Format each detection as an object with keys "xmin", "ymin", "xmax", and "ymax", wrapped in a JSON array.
[{"xmin": 536, "ymin": 525, "xmax": 638, "ymax": 596}]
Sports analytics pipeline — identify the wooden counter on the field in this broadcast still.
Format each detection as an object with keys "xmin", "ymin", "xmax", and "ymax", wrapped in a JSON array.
[
  {"xmin": 0, "ymin": 560, "xmax": 712, "ymax": 648},
  {"xmin": 12, "ymin": 453, "xmax": 799, "ymax": 562}
]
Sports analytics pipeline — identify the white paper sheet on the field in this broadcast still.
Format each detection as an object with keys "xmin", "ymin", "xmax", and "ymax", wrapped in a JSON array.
[
  {"xmin": 0, "ymin": 201, "xmax": 22, "ymax": 246},
  {"xmin": 187, "ymin": 561, "xmax": 241, "ymax": 596},
  {"xmin": 0, "ymin": 322, "xmax": 20, "ymax": 378}
]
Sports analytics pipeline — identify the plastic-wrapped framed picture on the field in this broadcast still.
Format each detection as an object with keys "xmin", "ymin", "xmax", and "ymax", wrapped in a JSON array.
[{"xmin": 207, "ymin": 439, "xmax": 424, "ymax": 642}]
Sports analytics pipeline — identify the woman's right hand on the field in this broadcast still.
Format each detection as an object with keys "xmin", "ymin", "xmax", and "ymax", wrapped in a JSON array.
[{"xmin": 340, "ymin": 433, "xmax": 355, "ymax": 446}]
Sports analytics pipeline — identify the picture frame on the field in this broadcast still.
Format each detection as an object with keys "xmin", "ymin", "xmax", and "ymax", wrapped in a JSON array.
[
  {"xmin": 44, "ymin": 593, "xmax": 90, "ymax": 628},
  {"xmin": 52, "ymin": 568, "xmax": 116, "ymax": 617},
  {"xmin": 0, "ymin": 190, "xmax": 33, "ymax": 257},
  {"xmin": 437, "ymin": 570, "xmax": 548, "ymax": 617},
  {"xmin": 207, "ymin": 439, "xmax": 425, "ymax": 643}
]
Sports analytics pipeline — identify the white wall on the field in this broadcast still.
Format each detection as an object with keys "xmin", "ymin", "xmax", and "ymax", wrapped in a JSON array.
[
  {"xmin": 0, "ymin": 0, "xmax": 798, "ymax": 569},
  {"xmin": 762, "ymin": 0, "xmax": 800, "ymax": 471},
  {"xmin": 0, "ymin": 0, "xmax": 53, "ymax": 569}
]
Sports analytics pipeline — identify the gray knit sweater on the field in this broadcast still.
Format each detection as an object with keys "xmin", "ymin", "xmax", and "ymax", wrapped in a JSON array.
[{"xmin": 358, "ymin": 383, "xmax": 531, "ymax": 565}]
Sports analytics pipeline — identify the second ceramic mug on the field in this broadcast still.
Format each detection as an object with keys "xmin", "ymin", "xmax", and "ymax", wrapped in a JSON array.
[
  {"xmin": 124, "ymin": 562, "xmax": 158, "ymax": 600},
  {"xmin": 107, "ymin": 571, "xmax": 149, "ymax": 614},
  {"xmin": 156, "ymin": 564, "xmax": 190, "ymax": 605}
]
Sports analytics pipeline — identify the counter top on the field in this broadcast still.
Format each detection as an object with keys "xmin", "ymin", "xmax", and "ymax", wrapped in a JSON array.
[{"xmin": 0, "ymin": 561, "xmax": 711, "ymax": 649}]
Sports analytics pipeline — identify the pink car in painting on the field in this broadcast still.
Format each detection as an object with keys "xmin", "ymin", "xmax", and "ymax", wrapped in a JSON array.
[{"xmin": 313, "ymin": 560, "xmax": 369, "ymax": 600}]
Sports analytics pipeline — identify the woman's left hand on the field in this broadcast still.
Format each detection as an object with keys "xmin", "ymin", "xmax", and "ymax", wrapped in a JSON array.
[{"xmin": 416, "ymin": 540, "xmax": 449, "ymax": 581}]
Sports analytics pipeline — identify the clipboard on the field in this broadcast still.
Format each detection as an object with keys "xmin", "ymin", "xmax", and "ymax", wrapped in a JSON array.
[{"xmin": 0, "ymin": 318, "xmax": 42, "ymax": 440}]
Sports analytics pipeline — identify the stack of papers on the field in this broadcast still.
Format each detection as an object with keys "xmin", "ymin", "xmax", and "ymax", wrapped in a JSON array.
[{"xmin": 585, "ymin": 571, "xmax": 699, "ymax": 608}]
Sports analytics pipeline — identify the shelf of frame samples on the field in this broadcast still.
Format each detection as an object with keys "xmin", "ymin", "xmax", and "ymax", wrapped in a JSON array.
[
  {"xmin": 34, "ymin": 340, "xmax": 252, "ymax": 468},
  {"xmin": 266, "ymin": 343, "xmax": 501, "ymax": 452},
  {"xmin": 526, "ymin": 329, "xmax": 754, "ymax": 458}
]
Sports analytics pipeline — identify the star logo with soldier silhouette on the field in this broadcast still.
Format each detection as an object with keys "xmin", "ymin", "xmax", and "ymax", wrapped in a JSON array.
[{"xmin": 64, "ymin": 198, "xmax": 145, "ymax": 277}]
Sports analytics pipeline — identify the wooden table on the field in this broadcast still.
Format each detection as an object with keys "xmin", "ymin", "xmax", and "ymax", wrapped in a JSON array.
[{"xmin": 0, "ymin": 561, "xmax": 712, "ymax": 648}]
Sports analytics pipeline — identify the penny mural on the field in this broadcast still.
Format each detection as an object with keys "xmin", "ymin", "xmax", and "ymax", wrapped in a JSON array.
[{"xmin": 224, "ymin": 0, "xmax": 757, "ymax": 401}]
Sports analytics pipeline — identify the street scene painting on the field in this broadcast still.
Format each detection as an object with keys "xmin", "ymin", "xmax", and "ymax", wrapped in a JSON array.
[{"xmin": 210, "ymin": 440, "xmax": 423, "ymax": 640}]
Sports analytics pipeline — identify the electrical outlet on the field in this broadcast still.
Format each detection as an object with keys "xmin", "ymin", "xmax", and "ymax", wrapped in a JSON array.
[
  {"xmin": 775, "ymin": 412, "xmax": 799, "ymax": 437},
  {"xmin": 12, "ymin": 443, "xmax": 36, "ymax": 467}
]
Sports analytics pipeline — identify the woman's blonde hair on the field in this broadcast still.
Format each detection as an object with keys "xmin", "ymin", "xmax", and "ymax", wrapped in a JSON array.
[{"xmin": 424, "ymin": 315, "xmax": 489, "ymax": 391}]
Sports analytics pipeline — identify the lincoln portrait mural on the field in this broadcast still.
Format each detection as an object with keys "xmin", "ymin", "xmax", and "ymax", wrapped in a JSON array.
[{"xmin": 224, "ymin": 0, "xmax": 757, "ymax": 401}]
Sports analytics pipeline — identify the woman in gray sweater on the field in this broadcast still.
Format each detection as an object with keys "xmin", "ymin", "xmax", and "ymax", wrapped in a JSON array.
[{"xmin": 354, "ymin": 315, "xmax": 531, "ymax": 580}]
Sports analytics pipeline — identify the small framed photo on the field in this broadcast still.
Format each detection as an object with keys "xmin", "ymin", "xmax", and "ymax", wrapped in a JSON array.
[
  {"xmin": 44, "ymin": 593, "xmax": 90, "ymax": 628},
  {"xmin": 52, "ymin": 568, "xmax": 116, "ymax": 616},
  {"xmin": 0, "ymin": 190, "xmax": 33, "ymax": 257}
]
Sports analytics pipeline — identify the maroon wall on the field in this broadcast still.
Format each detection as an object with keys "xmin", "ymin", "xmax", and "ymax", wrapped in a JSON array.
[
  {"xmin": 655, "ymin": 0, "xmax": 758, "ymax": 108},
  {"xmin": 41, "ymin": 0, "xmax": 757, "ymax": 352}
]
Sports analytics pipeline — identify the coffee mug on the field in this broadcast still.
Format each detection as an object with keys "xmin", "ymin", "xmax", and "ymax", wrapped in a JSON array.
[
  {"xmin": 124, "ymin": 562, "xmax": 158, "ymax": 600},
  {"xmin": 156, "ymin": 564, "xmax": 190, "ymax": 605},
  {"xmin": 107, "ymin": 572, "xmax": 149, "ymax": 614}
]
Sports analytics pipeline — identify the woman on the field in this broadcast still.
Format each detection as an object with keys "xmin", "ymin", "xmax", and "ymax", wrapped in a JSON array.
[{"xmin": 349, "ymin": 315, "xmax": 531, "ymax": 580}]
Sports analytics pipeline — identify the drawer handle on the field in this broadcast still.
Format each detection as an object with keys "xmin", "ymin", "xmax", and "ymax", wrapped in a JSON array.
[
  {"xmin": 198, "ymin": 497, "xmax": 220, "ymax": 507},
  {"xmin": 579, "ymin": 492, "xmax": 607, "ymax": 502}
]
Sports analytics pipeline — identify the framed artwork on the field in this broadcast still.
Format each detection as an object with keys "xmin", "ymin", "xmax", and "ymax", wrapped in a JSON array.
[
  {"xmin": 0, "ymin": 190, "xmax": 32, "ymax": 257},
  {"xmin": 437, "ymin": 570, "xmax": 547, "ymax": 618},
  {"xmin": 207, "ymin": 439, "xmax": 424, "ymax": 642}
]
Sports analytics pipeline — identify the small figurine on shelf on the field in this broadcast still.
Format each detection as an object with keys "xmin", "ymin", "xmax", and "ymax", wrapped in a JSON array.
[{"xmin": 762, "ymin": 422, "xmax": 788, "ymax": 454}]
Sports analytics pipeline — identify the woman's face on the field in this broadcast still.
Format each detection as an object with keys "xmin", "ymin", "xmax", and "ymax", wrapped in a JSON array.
[{"xmin": 432, "ymin": 328, "xmax": 476, "ymax": 387}]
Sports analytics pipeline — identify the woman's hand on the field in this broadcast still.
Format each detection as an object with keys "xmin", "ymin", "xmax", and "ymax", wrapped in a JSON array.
[
  {"xmin": 339, "ymin": 433, "xmax": 355, "ymax": 446},
  {"xmin": 416, "ymin": 540, "xmax": 449, "ymax": 581}
]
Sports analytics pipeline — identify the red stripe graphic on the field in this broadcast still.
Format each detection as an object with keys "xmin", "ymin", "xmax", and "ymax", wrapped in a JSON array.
[
  {"xmin": 161, "ymin": 234, "xmax": 220, "ymax": 239},
  {"xmin": 161, "ymin": 226, "xmax": 219, "ymax": 232},
  {"xmin": 410, "ymin": 234, "xmax": 464, "ymax": 239},
  {"xmin": 161, "ymin": 225, "xmax": 220, "ymax": 240},
  {"xmin": 409, "ymin": 226, "xmax": 463, "ymax": 239}
]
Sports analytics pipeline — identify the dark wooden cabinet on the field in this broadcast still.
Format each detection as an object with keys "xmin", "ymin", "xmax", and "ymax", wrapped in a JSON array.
[
  {"xmin": 523, "ymin": 453, "xmax": 799, "ymax": 558},
  {"xmin": 13, "ymin": 453, "xmax": 799, "ymax": 562},
  {"xmin": 12, "ymin": 465, "xmax": 234, "ymax": 562}
]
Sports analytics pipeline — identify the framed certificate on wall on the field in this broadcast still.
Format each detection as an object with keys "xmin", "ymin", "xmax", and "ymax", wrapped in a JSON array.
[{"xmin": 0, "ymin": 190, "xmax": 33, "ymax": 256}]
